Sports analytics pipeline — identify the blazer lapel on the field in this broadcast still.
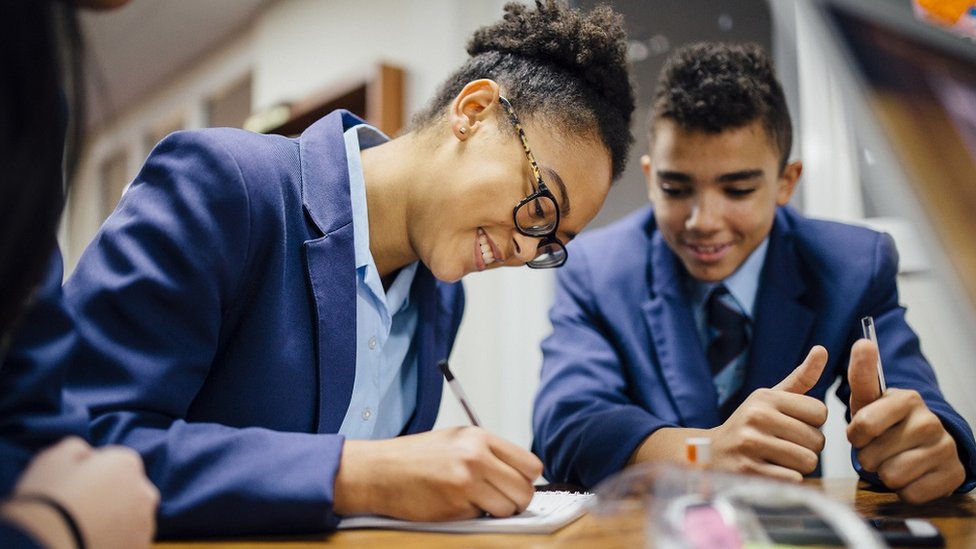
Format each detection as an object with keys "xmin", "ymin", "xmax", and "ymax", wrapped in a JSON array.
[
  {"xmin": 642, "ymin": 229, "xmax": 721, "ymax": 427},
  {"xmin": 402, "ymin": 267, "xmax": 445, "ymax": 434},
  {"xmin": 299, "ymin": 111, "xmax": 365, "ymax": 433},
  {"xmin": 741, "ymin": 213, "xmax": 816, "ymax": 395}
]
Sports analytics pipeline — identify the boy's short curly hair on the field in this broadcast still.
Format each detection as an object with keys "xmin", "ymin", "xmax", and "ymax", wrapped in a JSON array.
[
  {"xmin": 413, "ymin": 0, "xmax": 635, "ymax": 181},
  {"xmin": 651, "ymin": 42, "xmax": 792, "ymax": 171}
]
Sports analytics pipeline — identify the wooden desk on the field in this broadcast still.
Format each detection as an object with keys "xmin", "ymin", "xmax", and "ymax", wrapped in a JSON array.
[{"xmin": 154, "ymin": 479, "xmax": 976, "ymax": 548}]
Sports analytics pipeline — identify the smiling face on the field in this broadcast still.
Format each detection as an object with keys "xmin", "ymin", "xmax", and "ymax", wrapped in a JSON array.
[
  {"xmin": 643, "ymin": 119, "xmax": 801, "ymax": 282},
  {"xmin": 416, "ymin": 111, "xmax": 612, "ymax": 283}
]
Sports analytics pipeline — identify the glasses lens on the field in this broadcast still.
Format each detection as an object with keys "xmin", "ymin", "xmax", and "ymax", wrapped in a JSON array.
[
  {"xmin": 527, "ymin": 240, "xmax": 567, "ymax": 269},
  {"xmin": 515, "ymin": 195, "xmax": 558, "ymax": 236}
]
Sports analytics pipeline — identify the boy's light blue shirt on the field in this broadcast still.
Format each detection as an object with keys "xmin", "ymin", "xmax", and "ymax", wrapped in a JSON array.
[
  {"xmin": 689, "ymin": 237, "xmax": 769, "ymax": 403},
  {"xmin": 338, "ymin": 124, "xmax": 419, "ymax": 439}
]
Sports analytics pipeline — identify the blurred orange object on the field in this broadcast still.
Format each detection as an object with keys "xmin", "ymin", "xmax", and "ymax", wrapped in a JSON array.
[{"xmin": 915, "ymin": 0, "xmax": 974, "ymax": 25}]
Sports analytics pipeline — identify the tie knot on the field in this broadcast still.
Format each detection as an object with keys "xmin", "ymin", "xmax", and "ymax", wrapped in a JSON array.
[{"xmin": 706, "ymin": 285, "xmax": 744, "ymax": 327}]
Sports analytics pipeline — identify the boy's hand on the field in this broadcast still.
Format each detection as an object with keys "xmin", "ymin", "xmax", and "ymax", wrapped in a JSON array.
[
  {"xmin": 847, "ymin": 339, "xmax": 965, "ymax": 503},
  {"xmin": 709, "ymin": 346, "xmax": 829, "ymax": 482}
]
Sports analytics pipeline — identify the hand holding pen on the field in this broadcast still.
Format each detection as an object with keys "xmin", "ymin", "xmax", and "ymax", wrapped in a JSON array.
[
  {"xmin": 846, "ymin": 317, "xmax": 966, "ymax": 503},
  {"xmin": 333, "ymin": 360, "xmax": 543, "ymax": 521}
]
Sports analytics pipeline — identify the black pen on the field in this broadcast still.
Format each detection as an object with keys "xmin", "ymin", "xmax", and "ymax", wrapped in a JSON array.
[{"xmin": 438, "ymin": 359, "xmax": 482, "ymax": 427}]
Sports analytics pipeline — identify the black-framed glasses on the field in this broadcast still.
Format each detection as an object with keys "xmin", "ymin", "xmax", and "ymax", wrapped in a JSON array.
[{"xmin": 497, "ymin": 96, "xmax": 567, "ymax": 269}]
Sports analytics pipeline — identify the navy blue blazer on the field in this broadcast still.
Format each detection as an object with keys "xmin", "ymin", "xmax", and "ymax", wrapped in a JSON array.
[
  {"xmin": 532, "ymin": 206, "xmax": 976, "ymax": 491},
  {"xmin": 62, "ymin": 111, "xmax": 465, "ymax": 537},
  {"xmin": 0, "ymin": 252, "xmax": 88, "ymax": 494}
]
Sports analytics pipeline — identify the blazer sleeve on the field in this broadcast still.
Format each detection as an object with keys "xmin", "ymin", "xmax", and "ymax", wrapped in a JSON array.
[
  {"xmin": 532, "ymin": 242, "xmax": 671, "ymax": 488},
  {"xmin": 834, "ymin": 232, "xmax": 976, "ymax": 493},
  {"xmin": 0, "ymin": 251, "xmax": 88, "ymax": 495},
  {"xmin": 0, "ymin": 521, "xmax": 42, "ymax": 549},
  {"xmin": 64, "ymin": 131, "xmax": 344, "ymax": 537}
]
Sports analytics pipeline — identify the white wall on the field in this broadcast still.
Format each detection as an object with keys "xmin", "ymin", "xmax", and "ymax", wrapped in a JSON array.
[{"xmin": 252, "ymin": 0, "xmax": 505, "ymax": 120}]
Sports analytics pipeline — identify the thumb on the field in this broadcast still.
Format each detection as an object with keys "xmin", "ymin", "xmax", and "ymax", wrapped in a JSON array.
[
  {"xmin": 774, "ymin": 345, "xmax": 828, "ymax": 394},
  {"xmin": 848, "ymin": 338, "xmax": 882, "ymax": 416}
]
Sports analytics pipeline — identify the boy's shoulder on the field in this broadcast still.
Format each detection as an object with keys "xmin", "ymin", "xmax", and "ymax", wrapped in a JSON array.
[
  {"xmin": 776, "ymin": 206, "xmax": 896, "ymax": 282},
  {"xmin": 778, "ymin": 206, "xmax": 887, "ymax": 254}
]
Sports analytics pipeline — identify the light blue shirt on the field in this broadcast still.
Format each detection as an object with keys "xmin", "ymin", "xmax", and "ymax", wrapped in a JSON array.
[
  {"xmin": 688, "ymin": 237, "xmax": 769, "ymax": 404},
  {"xmin": 337, "ymin": 124, "xmax": 420, "ymax": 439}
]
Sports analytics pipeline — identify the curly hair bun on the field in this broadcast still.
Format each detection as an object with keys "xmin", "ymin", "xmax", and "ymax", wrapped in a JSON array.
[
  {"xmin": 468, "ymin": 0, "xmax": 631, "ymax": 116},
  {"xmin": 412, "ymin": 0, "xmax": 635, "ymax": 179}
]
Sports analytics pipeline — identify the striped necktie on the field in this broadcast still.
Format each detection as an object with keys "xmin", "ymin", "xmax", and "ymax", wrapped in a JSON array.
[{"xmin": 706, "ymin": 285, "xmax": 749, "ymax": 406}]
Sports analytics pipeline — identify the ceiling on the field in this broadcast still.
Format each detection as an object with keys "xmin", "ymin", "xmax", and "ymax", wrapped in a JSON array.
[{"xmin": 79, "ymin": 0, "xmax": 275, "ymax": 128}]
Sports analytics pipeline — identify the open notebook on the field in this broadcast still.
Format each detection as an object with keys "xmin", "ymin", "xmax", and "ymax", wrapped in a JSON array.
[{"xmin": 337, "ymin": 490, "xmax": 594, "ymax": 535}]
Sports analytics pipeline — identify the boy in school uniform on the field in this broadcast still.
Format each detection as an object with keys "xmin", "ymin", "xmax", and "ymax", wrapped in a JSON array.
[{"xmin": 532, "ymin": 42, "xmax": 976, "ymax": 503}]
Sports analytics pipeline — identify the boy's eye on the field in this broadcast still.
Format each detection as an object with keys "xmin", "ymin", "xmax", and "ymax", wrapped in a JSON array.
[
  {"xmin": 725, "ymin": 187, "xmax": 756, "ymax": 197},
  {"xmin": 660, "ymin": 184, "xmax": 691, "ymax": 198}
]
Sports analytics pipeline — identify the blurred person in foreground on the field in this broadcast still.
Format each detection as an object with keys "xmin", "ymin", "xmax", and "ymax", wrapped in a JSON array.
[{"xmin": 0, "ymin": 1, "xmax": 158, "ymax": 547}]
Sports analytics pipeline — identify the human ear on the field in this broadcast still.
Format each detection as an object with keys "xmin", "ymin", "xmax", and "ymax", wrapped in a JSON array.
[
  {"xmin": 641, "ymin": 154, "xmax": 656, "ymax": 204},
  {"xmin": 776, "ymin": 160, "xmax": 803, "ymax": 206},
  {"xmin": 449, "ymin": 79, "xmax": 501, "ymax": 140}
]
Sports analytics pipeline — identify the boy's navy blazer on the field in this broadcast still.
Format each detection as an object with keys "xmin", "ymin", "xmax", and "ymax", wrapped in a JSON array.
[
  {"xmin": 62, "ymin": 111, "xmax": 465, "ymax": 537},
  {"xmin": 533, "ymin": 205, "xmax": 976, "ymax": 491}
]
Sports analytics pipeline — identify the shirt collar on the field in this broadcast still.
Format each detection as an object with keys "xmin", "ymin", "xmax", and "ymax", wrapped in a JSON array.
[
  {"xmin": 344, "ymin": 123, "xmax": 388, "ymax": 271},
  {"xmin": 344, "ymin": 124, "xmax": 417, "ymax": 313}
]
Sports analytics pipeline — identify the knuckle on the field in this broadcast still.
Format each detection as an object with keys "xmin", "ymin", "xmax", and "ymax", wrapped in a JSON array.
[
  {"xmin": 813, "ymin": 431, "xmax": 826, "ymax": 454},
  {"xmin": 799, "ymin": 452, "xmax": 819, "ymax": 475},
  {"xmin": 528, "ymin": 459, "xmax": 544, "ymax": 479},
  {"xmin": 742, "ymin": 406, "xmax": 770, "ymax": 427},
  {"xmin": 857, "ymin": 420, "xmax": 883, "ymax": 441},
  {"xmin": 108, "ymin": 446, "xmax": 145, "ymax": 470},
  {"xmin": 904, "ymin": 389, "xmax": 923, "ymax": 405},
  {"xmin": 917, "ymin": 414, "xmax": 943, "ymax": 440},
  {"xmin": 814, "ymin": 404, "xmax": 828, "ymax": 427},
  {"xmin": 444, "ymin": 463, "xmax": 476, "ymax": 489},
  {"xmin": 877, "ymin": 466, "xmax": 905, "ymax": 490},
  {"xmin": 938, "ymin": 433, "xmax": 959, "ymax": 456},
  {"xmin": 858, "ymin": 451, "xmax": 877, "ymax": 472},
  {"xmin": 897, "ymin": 485, "xmax": 927, "ymax": 505},
  {"xmin": 737, "ymin": 431, "xmax": 762, "ymax": 454},
  {"xmin": 735, "ymin": 460, "xmax": 760, "ymax": 476},
  {"xmin": 57, "ymin": 436, "xmax": 92, "ymax": 457},
  {"xmin": 515, "ymin": 489, "xmax": 534, "ymax": 511}
]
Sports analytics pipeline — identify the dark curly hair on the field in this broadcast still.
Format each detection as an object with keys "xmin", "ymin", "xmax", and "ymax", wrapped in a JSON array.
[
  {"xmin": 0, "ymin": 0, "xmax": 83, "ymax": 340},
  {"xmin": 412, "ymin": 0, "xmax": 635, "ymax": 180},
  {"xmin": 651, "ymin": 42, "xmax": 792, "ymax": 172}
]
